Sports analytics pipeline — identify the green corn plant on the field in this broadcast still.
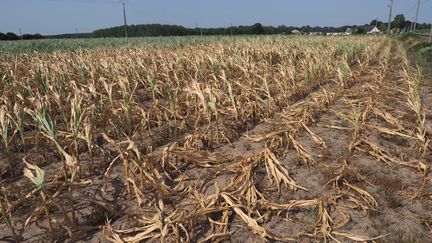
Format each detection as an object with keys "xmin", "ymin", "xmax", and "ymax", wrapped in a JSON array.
[
  {"xmin": 258, "ymin": 75, "xmax": 271, "ymax": 101},
  {"xmin": 122, "ymin": 97, "xmax": 133, "ymax": 136},
  {"xmin": 145, "ymin": 75, "xmax": 161, "ymax": 100},
  {"xmin": 120, "ymin": 83, "xmax": 137, "ymax": 136},
  {"xmin": 0, "ymin": 106, "xmax": 10, "ymax": 152},
  {"xmin": 167, "ymin": 81, "xmax": 177, "ymax": 119},
  {"xmin": 70, "ymin": 90, "xmax": 83, "ymax": 135},
  {"xmin": 71, "ymin": 104, "xmax": 82, "ymax": 137},
  {"xmin": 34, "ymin": 109, "xmax": 57, "ymax": 140},
  {"xmin": 38, "ymin": 111, "xmax": 57, "ymax": 139},
  {"xmin": 337, "ymin": 62, "xmax": 351, "ymax": 84},
  {"xmin": 34, "ymin": 67, "xmax": 49, "ymax": 94},
  {"xmin": 79, "ymin": 63, "xmax": 86, "ymax": 81},
  {"xmin": 13, "ymin": 103, "xmax": 25, "ymax": 144},
  {"xmin": 190, "ymin": 81, "xmax": 208, "ymax": 121},
  {"xmin": 207, "ymin": 90, "xmax": 220, "ymax": 128},
  {"xmin": 102, "ymin": 79, "xmax": 114, "ymax": 105},
  {"xmin": 82, "ymin": 116, "xmax": 95, "ymax": 170},
  {"xmin": 50, "ymin": 84, "xmax": 68, "ymax": 125},
  {"xmin": 220, "ymin": 70, "xmax": 238, "ymax": 117},
  {"xmin": 70, "ymin": 90, "xmax": 85, "ymax": 157}
]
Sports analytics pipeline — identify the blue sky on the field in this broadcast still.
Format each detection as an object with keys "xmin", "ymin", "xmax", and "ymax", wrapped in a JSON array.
[{"xmin": 1, "ymin": 0, "xmax": 431, "ymax": 35}]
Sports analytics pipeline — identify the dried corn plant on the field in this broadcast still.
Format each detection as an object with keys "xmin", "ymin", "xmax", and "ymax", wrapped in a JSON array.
[{"xmin": 0, "ymin": 36, "xmax": 405, "ymax": 242}]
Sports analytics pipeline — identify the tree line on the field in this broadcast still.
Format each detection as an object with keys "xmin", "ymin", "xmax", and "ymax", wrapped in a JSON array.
[
  {"xmin": 92, "ymin": 23, "xmax": 295, "ymax": 37},
  {"xmin": 0, "ymin": 32, "xmax": 44, "ymax": 41}
]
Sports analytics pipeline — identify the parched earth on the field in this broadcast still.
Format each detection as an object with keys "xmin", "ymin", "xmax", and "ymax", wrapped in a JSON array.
[{"xmin": 1, "ymin": 38, "xmax": 432, "ymax": 242}]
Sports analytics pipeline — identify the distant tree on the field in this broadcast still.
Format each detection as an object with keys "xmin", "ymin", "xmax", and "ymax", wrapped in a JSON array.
[
  {"xmin": 94, "ymin": 24, "xmax": 190, "ymax": 37},
  {"xmin": 263, "ymin": 26, "xmax": 275, "ymax": 35},
  {"xmin": 5, "ymin": 32, "xmax": 19, "ymax": 40},
  {"xmin": 377, "ymin": 23, "xmax": 387, "ymax": 32},
  {"xmin": 7, "ymin": 32, "xmax": 17, "ymax": 39},
  {"xmin": 354, "ymin": 28, "xmax": 367, "ymax": 35},
  {"xmin": 370, "ymin": 20, "xmax": 384, "ymax": 27},
  {"xmin": 276, "ymin": 25, "xmax": 286, "ymax": 34},
  {"xmin": 274, "ymin": 25, "xmax": 292, "ymax": 35},
  {"xmin": 21, "ymin": 34, "xmax": 32, "ymax": 40},
  {"xmin": 417, "ymin": 22, "xmax": 432, "ymax": 30},
  {"xmin": 300, "ymin": 25, "xmax": 311, "ymax": 34},
  {"xmin": 251, "ymin": 23, "xmax": 264, "ymax": 35},
  {"xmin": 393, "ymin": 14, "xmax": 406, "ymax": 30},
  {"xmin": 0, "ymin": 32, "xmax": 27, "ymax": 41},
  {"xmin": 22, "ymin": 34, "xmax": 44, "ymax": 40}
]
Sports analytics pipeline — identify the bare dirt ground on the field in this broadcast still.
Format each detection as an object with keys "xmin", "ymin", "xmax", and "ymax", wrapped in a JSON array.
[{"xmin": 1, "ymin": 38, "xmax": 432, "ymax": 242}]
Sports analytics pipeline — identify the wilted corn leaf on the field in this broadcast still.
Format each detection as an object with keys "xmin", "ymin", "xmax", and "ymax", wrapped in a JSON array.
[
  {"xmin": 221, "ymin": 193, "xmax": 270, "ymax": 239},
  {"xmin": 332, "ymin": 231, "xmax": 389, "ymax": 241},
  {"xmin": 23, "ymin": 162, "xmax": 45, "ymax": 190},
  {"xmin": 263, "ymin": 148, "xmax": 308, "ymax": 191}
]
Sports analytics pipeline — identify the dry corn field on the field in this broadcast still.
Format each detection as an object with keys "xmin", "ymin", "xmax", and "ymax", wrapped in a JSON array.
[{"xmin": 1, "ymin": 36, "xmax": 432, "ymax": 242}]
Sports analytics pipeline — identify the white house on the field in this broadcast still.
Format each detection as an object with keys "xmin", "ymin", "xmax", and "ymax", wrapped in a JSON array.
[
  {"xmin": 292, "ymin": 29, "xmax": 301, "ymax": 35},
  {"xmin": 367, "ymin": 26, "xmax": 381, "ymax": 34},
  {"xmin": 326, "ymin": 32, "xmax": 347, "ymax": 36},
  {"xmin": 309, "ymin": 32, "xmax": 323, "ymax": 36}
]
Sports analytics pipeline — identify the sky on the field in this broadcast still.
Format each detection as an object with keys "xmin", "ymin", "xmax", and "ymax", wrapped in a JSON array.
[{"xmin": 0, "ymin": 0, "xmax": 431, "ymax": 35}]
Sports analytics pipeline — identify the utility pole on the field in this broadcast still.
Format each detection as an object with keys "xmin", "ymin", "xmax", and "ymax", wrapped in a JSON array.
[
  {"xmin": 429, "ymin": 26, "xmax": 432, "ymax": 44},
  {"xmin": 123, "ymin": 1, "xmax": 128, "ymax": 38},
  {"xmin": 414, "ymin": 0, "xmax": 420, "ymax": 31},
  {"xmin": 387, "ymin": 0, "xmax": 394, "ymax": 35},
  {"xmin": 76, "ymin": 28, "xmax": 78, "ymax": 38},
  {"xmin": 230, "ymin": 23, "xmax": 233, "ymax": 35}
]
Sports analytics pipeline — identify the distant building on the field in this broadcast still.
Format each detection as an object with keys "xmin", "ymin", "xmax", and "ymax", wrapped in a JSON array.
[
  {"xmin": 367, "ymin": 26, "xmax": 382, "ymax": 34},
  {"xmin": 326, "ymin": 32, "xmax": 348, "ymax": 36},
  {"xmin": 309, "ymin": 27, "xmax": 328, "ymax": 36},
  {"xmin": 321, "ymin": 26, "xmax": 350, "ymax": 36},
  {"xmin": 292, "ymin": 29, "xmax": 301, "ymax": 35},
  {"xmin": 309, "ymin": 32, "xmax": 323, "ymax": 36},
  {"xmin": 345, "ymin": 28, "xmax": 352, "ymax": 35}
]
